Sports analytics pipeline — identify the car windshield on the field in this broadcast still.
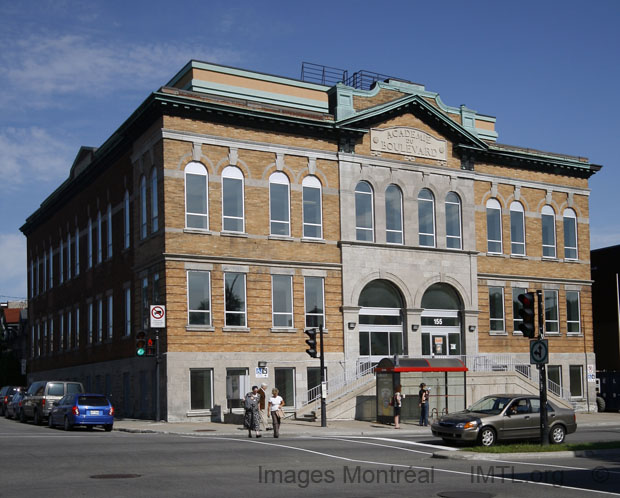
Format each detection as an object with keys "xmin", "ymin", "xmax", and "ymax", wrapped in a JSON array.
[
  {"xmin": 469, "ymin": 396, "xmax": 512, "ymax": 414},
  {"xmin": 78, "ymin": 396, "xmax": 108, "ymax": 407}
]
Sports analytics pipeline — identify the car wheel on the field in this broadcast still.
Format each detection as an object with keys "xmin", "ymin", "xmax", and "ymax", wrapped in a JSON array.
[
  {"xmin": 33, "ymin": 410, "xmax": 41, "ymax": 426},
  {"xmin": 549, "ymin": 424, "xmax": 566, "ymax": 444},
  {"xmin": 597, "ymin": 396, "xmax": 606, "ymax": 412},
  {"xmin": 478, "ymin": 427, "xmax": 497, "ymax": 447},
  {"xmin": 19, "ymin": 410, "xmax": 27, "ymax": 423},
  {"xmin": 104, "ymin": 424, "xmax": 113, "ymax": 432},
  {"xmin": 63, "ymin": 417, "xmax": 73, "ymax": 431}
]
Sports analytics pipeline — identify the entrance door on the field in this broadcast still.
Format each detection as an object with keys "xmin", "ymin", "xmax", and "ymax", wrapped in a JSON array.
[
  {"xmin": 421, "ymin": 310, "xmax": 461, "ymax": 356},
  {"xmin": 359, "ymin": 307, "xmax": 404, "ymax": 362}
]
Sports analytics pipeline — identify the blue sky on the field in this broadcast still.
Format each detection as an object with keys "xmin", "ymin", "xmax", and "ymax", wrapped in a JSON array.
[{"xmin": 1, "ymin": 0, "xmax": 619, "ymax": 300}]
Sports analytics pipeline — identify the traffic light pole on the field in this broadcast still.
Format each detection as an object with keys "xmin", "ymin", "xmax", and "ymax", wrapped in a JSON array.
[
  {"xmin": 156, "ymin": 328, "xmax": 161, "ymax": 422},
  {"xmin": 537, "ymin": 290, "xmax": 549, "ymax": 446},
  {"xmin": 319, "ymin": 324, "xmax": 326, "ymax": 428}
]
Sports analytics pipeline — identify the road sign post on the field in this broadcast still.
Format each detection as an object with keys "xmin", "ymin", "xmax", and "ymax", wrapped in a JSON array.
[{"xmin": 319, "ymin": 324, "xmax": 326, "ymax": 428}]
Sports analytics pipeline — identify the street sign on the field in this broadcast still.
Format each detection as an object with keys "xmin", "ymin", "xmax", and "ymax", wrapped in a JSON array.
[
  {"xmin": 530, "ymin": 339, "xmax": 549, "ymax": 365},
  {"xmin": 255, "ymin": 367, "xmax": 268, "ymax": 378},
  {"xmin": 150, "ymin": 305, "xmax": 166, "ymax": 328}
]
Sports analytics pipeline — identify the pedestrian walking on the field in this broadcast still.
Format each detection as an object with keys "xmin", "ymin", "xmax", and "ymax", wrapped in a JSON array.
[
  {"xmin": 418, "ymin": 383, "xmax": 430, "ymax": 426},
  {"xmin": 268, "ymin": 388, "xmax": 284, "ymax": 438},
  {"xmin": 393, "ymin": 384, "xmax": 404, "ymax": 429},
  {"xmin": 258, "ymin": 382, "xmax": 271, "ymax": 431},
  {"xmin": 244, "ymin": 386, "xmax": 261, "ymax": 438}
]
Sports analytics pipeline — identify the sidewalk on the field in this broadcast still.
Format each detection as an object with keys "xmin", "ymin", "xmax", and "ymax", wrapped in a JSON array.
[{"xmin": 113, "ymin": 411, "xmax": 620, "ymax": 438}]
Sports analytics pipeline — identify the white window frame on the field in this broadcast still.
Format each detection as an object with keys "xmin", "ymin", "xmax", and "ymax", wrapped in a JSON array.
[
  {"xmin": 184, "ymin": 162, "xmax": 209, "ymax": 230},
  {"xmin": 509, "ymin": 201, "xmax": 525, "ymax": 255},
  {"xmin": 224, "ymin": 272, "xmax": 247, "ymax": 328},
  {"xmin": 563, "ymin": 208, "xmax": 578, "ymax": 260},
  {"xmin": 544, "ymin": 289, "xmax": 559, "ymax": 334},
  {"xmin": 385, "ymin": 184, "xmax": 403, "ymax": 245},
  {"xmin": 190, "ymin": 368, "xmax": 214, "ymax": 411},
  {"xmin": 542, "ymin": 205, "xmax": 556, "ymax": 258},
  {"xmin": 566, "ymin": 290, "xmax": 581, "ymax": 335},
  {"xmin": 445, "ymin": 191, "xmax": 462, "ymax": 250},
  {"xmin": 486, "ymin": 198, "xmax": 503, "ymax": 254},
  {"xmin": 151, "ymin": 168, "xmax": 158, "ymax": 232},
  {"xmin": 355, "ymin": 181, "xmax": 374, "ymax": 242},
  {"xmin": 489, "ymin": 286, "xmax": 505, "ymax": 333},
  {"xmin": 107, "ymin": 293, "xmax": 113, "ymax": 340},
  {"xmin": 569, "ymin": 365, "xmax": 584, "ymax": 399},
  {"xmin": 418, "ymin": 188, "xmax": 436, "ymax": 247},
  {"xmin": 187, "ymin": 270, "xmax": 212, "ymax": 326},
  {"xmin": 272, "ymin": 274, "xmax": 294, "ymax": 328},
  {"xmin": 221, "ymin": 166, "xmax": 245, "ymax": 233},
  {"xmin": 302, "ymin": 175, "xmax": 323, "ymax": 240},
  {"xmin": 269, "ymin": 172, "xmax": 291, "ymax": 237},
  {"xmin": 124, "ymin": 190, "xmax": 130, "ymax": 248},
  {"xmin": 304, "ymin": 276, "xmax": 325, "ymax": 329}
]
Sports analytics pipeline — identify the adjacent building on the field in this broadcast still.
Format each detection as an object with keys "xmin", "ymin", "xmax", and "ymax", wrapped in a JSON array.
[{"xmin": 21, "ymin": 61, "xmax": 601, "ymax": 420}]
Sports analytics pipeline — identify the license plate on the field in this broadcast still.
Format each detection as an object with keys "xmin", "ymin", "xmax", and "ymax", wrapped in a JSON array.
[{"xmin": 89, "ymin": 410, "xmax": 101, "ymax": 415}]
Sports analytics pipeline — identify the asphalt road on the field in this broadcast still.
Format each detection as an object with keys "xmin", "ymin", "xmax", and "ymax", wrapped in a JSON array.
[{"xmin": 1, "ymin": 417, "xmax": 619, "ymax": 498}]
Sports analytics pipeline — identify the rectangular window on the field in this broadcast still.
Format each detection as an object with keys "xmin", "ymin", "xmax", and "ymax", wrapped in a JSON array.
[
  {"xmin": 274, "ymin": 367, "xmax": 295, "ymax": 408},
  {"xmin": 42, "ymin": 319, "xmax": 47, "ymax": 356},
  {"xmin": 67, "ymin": 311, "xmax": 72, "ymax": 350},
  {"xmin": 87, "ymin": 302, "xmax": 93, "ymax": 344},
  {"xmin": 48, "ymin": 246, "xmax": 53, "ymax": 288},
  {"xmin": 569, "ymin": 365, "xmax": 583, "ymax": 398},
  {"xmin": 141, "ymin": 177, "xmax": 147, "ymax": 238},
  {"xmin": 489, "ymin": 287, "xmax": 505, "ymax": 332},
  {"xmin": 43, "ymin": 250, "xmax": 47, "ymax": 292},
  {"xmin": 125, "ymin": 287, "xmax": 131, "ymax": 336},
  {"xmin": 87, "ymin": 219, "xmax": 93, "ymax": 268},
  {"xmin": 124, "ymin": 192, "xmax": 131, "ymax": 249},
  {"xmin": 564, "ymin": 216, "xmax": 578, "ymax": 260},
  {"xmin": 75, "ymin": 306, "xmax": 80, "ymax": 349},
  {"xmin": 66, "ymin": 232, "xmax": 71, "ymax": 280},
  {"xmin": 542, "ymin": 212, "xmax": 556, "ymax": 258},
  {"xmin": 547, "ymin": 365, "xmax": 562, "ymax": 393},
  {"xmin": 512, "ymin": 287, "xmax": 528, "ymax": 332},
  {"xmin": 97, "ymin": 212, "xmax": 102, "ymax": 264},
  {"xmin": 187, "ymin": 271, "xmax": 211, "ymax": 326},
  {"xmin": 270, "ymin": 181, "xmax": 290, "ymax": 236},
  {"xmin": 75, "ymin": 226, "xmax": 80, "ymax": 275},
  {"xmin": 222, "ymin": 175, "xmax": 244, "ymax": 232},
  {"xmin": 107, "ymin": 204, "xmax": 113, "ymax": 258},
  {"xmin": 272, "ymin": 274, "xmax": 293, "ymax": 328},
  {"xmin": 510, "ymin": 209, "xmax": 525, "ymax": 255},
  {"xmin": 59, "ymin": 239, "xmax": 64, "ymax": 284},
  {"xmin": 97, "ymin": 297, "xmax": 103, "ymax": 342},
  {"xmin": 304, "ymin": 276, "xmax": 325, "ymax": 328},
  {"xmin": 566, "ymin": 291, "xmax": 581, "ymax": 334},
  {"xmin": 142, "ymin": 277, "xmax": 149, "ymax": 330},
  {"xmin": 152, "ymin": 273, "xmax": 160, "ymax": 305},
  {"xmin": 225, "ymin": 272, "xmax": 246, "ymax": 327},
  {"xmin": 60, "ymin": 313, "xmax": 64, "ymax": 351},
  {"xmin": 545, "ymin": 290, "xmax": 559, "ymax": 333},
  {"xmin": 49, "ymin": 317, "xmax": 54, "ymax": 353},
  {"xmin": 151, "ymin": 171, "xmax": 158, "ymax": 232},
  {"xmin": 303, "ymin": 184, "xmax": 322, "ymax": 239},
  {"xmin": 486, "ymin": 204, "xmax": 502, "ymax": 253},
  {"xmin": 226, "ymin": 368, "xmax": 249, "ymax": 409},
  {"xmin": 190, "ymin": 369, "xmax": 213, "ymax": 410},
  {"xmin": 107, "ymin": 293, "xmax": 113, "ymax": 340},
  {"xmin": 307, "ymin": 367, "xmax": 326, "ymax": 394}
]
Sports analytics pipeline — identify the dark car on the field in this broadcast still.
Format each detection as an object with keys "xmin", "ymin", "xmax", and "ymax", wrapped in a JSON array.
[
  {"xmin": 431, "ymin": 394, "xmax": 577, "ymax": 446},
  {"xmin": 21, "ymin": 381, "xmax": 85, "ymax": 424},
  {"xmin": 5, "ymin": 391, "xmax": 26, "ymax": 420},
  {"xmin": 48, "ymin": 393, "xmax": 114, "ymax": 431},
  {"xmin": 0, "ymin": 386, "xmax": 26, "ymax": 416}
]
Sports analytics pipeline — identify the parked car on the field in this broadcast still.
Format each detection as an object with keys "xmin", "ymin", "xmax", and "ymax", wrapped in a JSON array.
[
  {"xmin": 5, "ymin": 391, "xmax": 26, "ymax": 420},
  {"xmin": 21, "ymin": 381, "xmax": 85, "ymax": 425},
  {"xmin": 48, "ymin": 393, "xmax": 114, "ymax": 431},
  {"xmin": 0, "ymin": 386, "xmax": 25, "ymax": 416},
  {"xmin": 431, "ymin": 394, "xmax": 577, "ymax": 446}
]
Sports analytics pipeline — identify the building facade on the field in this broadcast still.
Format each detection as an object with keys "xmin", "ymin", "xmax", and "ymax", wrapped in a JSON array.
[{"xmin": 21, "ymin": 61, "xmax": 601, "ymax": 420}]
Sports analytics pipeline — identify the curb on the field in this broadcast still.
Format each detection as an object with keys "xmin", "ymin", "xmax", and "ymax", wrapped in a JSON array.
[{"xmin": 433, "ymin": 448, "xmax": 620, "ymax": 460}]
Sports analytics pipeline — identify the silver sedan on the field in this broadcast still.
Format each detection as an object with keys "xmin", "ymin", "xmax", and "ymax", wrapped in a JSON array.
[{"xmin": 431, "ymin": 394, "xmax": 577, "ymax": 446}]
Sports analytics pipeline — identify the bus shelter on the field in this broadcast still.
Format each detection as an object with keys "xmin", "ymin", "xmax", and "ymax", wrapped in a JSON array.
[{"xmin": 375, "ymin": 358, "xmax": 468, "ymax": 425}]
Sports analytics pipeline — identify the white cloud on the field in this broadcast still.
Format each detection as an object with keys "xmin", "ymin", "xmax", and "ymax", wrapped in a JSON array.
[
  {"xmin": 0, "ymin": 233, "xmax": 27, "ymax": 300},
  {"xmin": 0, "ymin": 127, "xmax": 73, "ymax": 189},
  {"xmin": 0, "ymin": 33, "xmax": 242, "ymax": 108}
]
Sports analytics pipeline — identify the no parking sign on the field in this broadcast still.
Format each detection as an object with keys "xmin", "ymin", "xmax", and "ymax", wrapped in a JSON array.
[{"xmin": 150, "ymin": 305, "xmax": 166, "ymax": 328}]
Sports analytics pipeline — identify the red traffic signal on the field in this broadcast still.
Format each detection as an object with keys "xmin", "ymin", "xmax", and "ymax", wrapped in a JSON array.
[
  {"xmin": 518, "ymin": 292, "xmax": 536, "ymax": 338},
  {"xmin": 305, "ymin": 329, "xmax": 318, "ymax": 358}
]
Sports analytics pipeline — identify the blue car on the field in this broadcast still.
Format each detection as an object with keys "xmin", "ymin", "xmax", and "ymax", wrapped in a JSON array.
[{"xmin": 48, "ymin": 394, "xmax": 114, "ymax": 431}]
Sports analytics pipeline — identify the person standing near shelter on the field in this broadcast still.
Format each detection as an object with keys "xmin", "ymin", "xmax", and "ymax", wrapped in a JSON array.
[
  {"xmin": 244, "ymin": 386, "xmax": 261, "ymax": 438},
  {"xmin": 268, "ymin": 388, "xmax": 284, "ymax": 438},
  {"xmin": 258, "ymin": 383, "xmax": 271, "ymax": 431},
  {"xmin": 393, "ymin": 384, "xmax": 404, "ymax": 429},
  {"xmin": 418, "ymin": 383, "xmax": 430, "ymax": 426}
]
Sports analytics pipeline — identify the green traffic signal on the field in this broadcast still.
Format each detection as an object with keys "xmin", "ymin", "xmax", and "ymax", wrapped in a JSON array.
[{"xmin": 136, "ymin": 331, "xmax": 146, "ymax": 356}]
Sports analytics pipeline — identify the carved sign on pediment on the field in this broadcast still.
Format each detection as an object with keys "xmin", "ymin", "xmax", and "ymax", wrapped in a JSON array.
[{"xmin": 370, "ymin": 127, "xmax": 447, "ymax": 161}]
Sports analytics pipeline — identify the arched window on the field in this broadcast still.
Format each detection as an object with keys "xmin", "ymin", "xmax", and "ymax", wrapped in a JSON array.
[
  {"xmin": 269, "ymin": 172, "xmax": 290, "ymax": 236},
  {"xmin": 140, "ymin": 175, "xmax": 147, "ymax": 238},
  {"xmin": 355, "ymin": 181, "xmax": 374, "ymax": 241},
  {"xmin": 486, "ymin": 198, "xmax": 502, "ymax": 254},
  {"xmin": 418, "ymin": 188, "xmax": 435, "ymax": 247},
  {"xmin": 445, "ymin": 192, "xmax": 462, "ymax": 249},
  {"xmin": 509, "ymin": 201, "xmax": 525, "ymax": 255},
  {"xmin": 184, "ymin": 162, "xmax": 208, "ymax": 230},
  {"xmin": 151, "ymin": 168, "xmax": 158, "ymax": 232},
  {"xmin": 302, "ymin": 176, "xmax": 322, "ymax": 239},
  {"xmin": 385, "ymin": 185, "xmax": 403, "ymax": 244},
  {"xmin": 541, "ymin": 205, "xmax": 556, "ymax": 258},
  {"xmin": 563, "ymin": 208, "xmax": 578, "ymax": 260},
  {"xmin": 222, "ymin": 166, "xmax": 245, "ymax": 233}
]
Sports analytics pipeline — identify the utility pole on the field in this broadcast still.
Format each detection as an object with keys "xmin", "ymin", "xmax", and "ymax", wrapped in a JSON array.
[{"xmin": 319, "ymin": 324, "xmax": 327, "ymax": 427}]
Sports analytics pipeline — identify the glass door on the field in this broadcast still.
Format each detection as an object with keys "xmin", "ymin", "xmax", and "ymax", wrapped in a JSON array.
[
  {"xmin": 358, "ymin": 307, "xmax": 404, "ymax": 362},
  {"xmin": 421, "ymin": 309, "xmax": 461, "ymax": 356}
]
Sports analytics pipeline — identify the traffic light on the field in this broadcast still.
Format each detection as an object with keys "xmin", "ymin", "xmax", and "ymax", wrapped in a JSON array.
[
  {"xmin": 136, "ymin": 331, "xmax": 146, "ymax": 356},
  {"xmin": 518, "ymin": 292, "xmax": 536, "ymax": 338},
  {"xmin": 146, "ymin": 336, "xmax": 156, "ymax": 357},
  {"xmin": 305, "ymin": 329, "xmax": 317, "ymax": 358}
]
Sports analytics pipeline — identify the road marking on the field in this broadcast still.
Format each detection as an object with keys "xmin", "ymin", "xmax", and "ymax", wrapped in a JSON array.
[
  {"xmin": 325, "ymin": 435, "xmax": 458, "ymax": 451},
  {"xmin": 178, "ymin": 435, "xmax": 620, "ymax": 496},
  {"xmin": 313, "ymin": 436, "xmax": 434, "ymax": 455}
]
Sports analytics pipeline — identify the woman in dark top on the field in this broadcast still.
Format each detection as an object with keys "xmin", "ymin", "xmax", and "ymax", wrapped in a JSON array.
[
  {"xmin": 244, "ymin": 386, "xmax": 262, "ymax": 438},
  {"xmin": 418, "ymin": 383, "xmax": 429, "ymax": 426},
  {"xmin": 393, "ymin": 384, "xmax": 404, "ymax": 429}
]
